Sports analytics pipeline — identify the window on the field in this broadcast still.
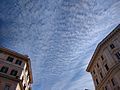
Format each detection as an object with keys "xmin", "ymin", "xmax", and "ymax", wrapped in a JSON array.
[
  {"xmin": 115, "ymin": 52, "xmax": 120, "ymax": 59},
  {"xmin": 24, "ymin": 84, "xmax": 26, "ymax": 90},
  {"xmin": 97, "ymin": 63, "xmax": 99, "ymax": 68},
  {"xmin": 105, "ymin": 86, "xmax": 108, "ymax": 90},
  {"xmin": 96, "ymin": 79, "xmax": 99, "ymax": 85},
  {"xmin": 10, "ymin": 70, "xmax": 18, "ymax": 76},
  {"xmin": 105, "ymin": 64, "xmax": 109, "ymax": 71},
  {"xmin": 0, "ymin": 50, "xmax": 3, "ymax": 53},
  {"xmin": 111, "ymin": 78, "xmax": 116, "ymax": 86},
  {"xmin": 4, "ymin": 85, "xmax": 10, "ymax": 90},
  {"xmin": 0, "ymin": 66, "xmax": 8, "ymax": 73},
  {"xmin": 15, "ymin": 60, "xmax": 22, "ymax": 65},
  {"xmin": 101, "ymin": 56, "xmax": 104, "ymax": 60},
  {"xmin": 93, "ymin": 70, "xmax": 95, "ymax": 74},
  {"xmin": 100, "ymin": 72, "xmax": 103, "ymax": 79},
  {"xmin": 110, "ymin": 44, "xmax": 115, "ymax": 49},
  {"xmin": 6, "ymin": 57, "xmax": 14, "ymax": 62}
]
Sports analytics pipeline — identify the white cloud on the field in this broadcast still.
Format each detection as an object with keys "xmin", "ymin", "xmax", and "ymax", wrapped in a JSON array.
[{"xmin": 0, "ymin": 0, "xmax": 120, "ymax": 90}]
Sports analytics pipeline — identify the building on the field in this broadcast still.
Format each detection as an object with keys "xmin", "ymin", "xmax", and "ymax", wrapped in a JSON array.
[
  {"xmin": 86, "ymin": 24, "xmax": 120, "ymax": 90},
  {"xmin": 0, "ymin": 47, "xmax": 33, "ymax": 90}
]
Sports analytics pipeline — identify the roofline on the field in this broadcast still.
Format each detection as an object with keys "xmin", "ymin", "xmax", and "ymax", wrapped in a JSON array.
[
  {"xmin": 86, "ymin": 24, "xmax": 120, "ymax": 72},
  {"xmin": 0, "ymin": 47, "xmax": 33, "ymax": 83},
  {"xmin": 0, "ymin": 47, "xmax": 29, "ymax": 60}
]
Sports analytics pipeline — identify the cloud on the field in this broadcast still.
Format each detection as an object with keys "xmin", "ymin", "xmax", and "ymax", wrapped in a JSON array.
[{"xmin": 0, "ymin": 0, "xmax": 120, "ymax": 90}]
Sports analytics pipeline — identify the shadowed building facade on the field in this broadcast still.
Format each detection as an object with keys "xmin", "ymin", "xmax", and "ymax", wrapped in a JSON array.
[
  {"xmin": 0, "ymin": 47, "xmax": 33, "ymax": 90},
  {"xmin": 86, "ymin": 25, "xmax": 120, "ymax": 90}
]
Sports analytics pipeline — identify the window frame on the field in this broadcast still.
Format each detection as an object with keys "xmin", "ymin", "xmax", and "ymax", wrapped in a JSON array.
[
  {"xmin": 115, "ymin": 51, "xmax": 120, "ymax": 59},
  {"xmin": 93, "ymin": 70, "xmax": 95, "ymax": 75},
  {"xmin": 101, "ymin": 55, "xmax": 104, "ymax": 60},
  {"xmin": 105, "ymin": 86, "xmax": 108, "ymax": 90},
  {"xmin": 0, "ymin": 66, "xmax": 9, "ymax": 73},
  {"xmin": 105, "ymin": 64, "xmax": 109, "ymax": 71},
  {"xmin": 100, "ymin": 72, "xmax": 103, "ymax": 79},
  {"xmin": 6, "ymin": 56, "xmax": 14, "ymax": 62},
  {"xmin": 15, "ymin": 60, "xmax": 22, "ymax": 65},
  {"xmin": 10, "ymin": 70, "xmax": 18, "ymax": 76},
  {"xmin": 111, "ymin": 78, "xmax": 116, "ymax": 86},
  {"xmin": 110, "ymin": 44, "xmax": 115, "ymax": 49},
  {"xmin": 97, "ymin": 63, "xmax": 99, "ymax": 68},
  {"xmin": 96, "ymin": 79, "xmax": 99, "ymax": 85}
]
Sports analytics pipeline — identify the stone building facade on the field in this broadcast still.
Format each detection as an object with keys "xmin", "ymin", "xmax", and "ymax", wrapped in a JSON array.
[
  {"xmin": 0, "ymin": 47, "xmax": 33, "ymax": 90},
  {"xmin": 86, "ymin": 24, "xmax": 120, "ymax": 90}
]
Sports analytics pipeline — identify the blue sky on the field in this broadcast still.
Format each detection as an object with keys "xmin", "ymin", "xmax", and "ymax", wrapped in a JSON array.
[{"xmin": 0, "ymin": 0, "xmax": 120, "ymax": 90}]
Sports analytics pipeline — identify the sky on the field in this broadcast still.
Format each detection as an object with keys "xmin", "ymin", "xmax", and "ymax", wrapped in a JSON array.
[{"xmin": 0, "ymin": 0, "xmax": 120, "ymax": 90}]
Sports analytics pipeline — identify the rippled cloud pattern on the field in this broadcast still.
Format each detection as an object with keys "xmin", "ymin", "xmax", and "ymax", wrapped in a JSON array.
[{"xmin": 0, "ymin": 0, "xmax": 120, "ymax": 90}]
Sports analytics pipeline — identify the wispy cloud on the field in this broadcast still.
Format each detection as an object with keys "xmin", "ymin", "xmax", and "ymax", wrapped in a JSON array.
[{"xmin": 0, "ymin": 0, "xmax": 120, "ymax": 90}]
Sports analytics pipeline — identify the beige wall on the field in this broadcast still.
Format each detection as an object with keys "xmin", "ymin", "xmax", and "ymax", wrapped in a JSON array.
[
  {"xmin": 0, "ymin": 76, "xmax": 18, "ymax": 90},
  {"xmin": 0, "ymin": 52, "xmax": 25, "ymax": 79},
  {"xmin": 0, "ymin": 48, "xmax": 32, "ymax": 90},
  {"xmin": 88, "ymin": 28, "xmax": 120, "ymax": 90}
]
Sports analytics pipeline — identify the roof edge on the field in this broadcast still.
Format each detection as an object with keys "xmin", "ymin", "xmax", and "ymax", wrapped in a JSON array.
[
  {"xmin": 0, "ymin": 46, "xmax": 33, "ymax": 83},
  {"xmin": 86, "ymin": 24, "xmax": 120, "ymax": 72},
  {"xmin": 0, "ymin": 47, "xmax": 29, "ymax": 60}
]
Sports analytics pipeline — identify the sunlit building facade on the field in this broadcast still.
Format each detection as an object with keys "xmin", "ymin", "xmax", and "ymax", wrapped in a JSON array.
[
  {"xmin": 86, "ymin": 24, "xmax": 120, "ymax": 90},
  {"xmin": 0, "ymin": 47, "xmax": 33, "ymax": 90}
]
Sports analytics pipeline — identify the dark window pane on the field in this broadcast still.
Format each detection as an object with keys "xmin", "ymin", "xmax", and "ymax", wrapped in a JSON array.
[
  {"xmin": 96, "ymin": 79, "xmax": 99, "ymax": 85},
  {"xmin": 10, "ymin": 70, "xmax": 18, "ymax": 76},
  {"xmin": 110, "ymin": 44, "xmax": 115, "ymax": 49},
  {"xmin": 105, "ymin": 86, "xmax": 108, "ymax": 90},
  {"xmin": 6, "ymin": 57, "xmax": 14, "ymax": 62},
  {"xmin": 24, "ymin": 84, "xmax": 26, "ymax": 90},
  {"xmin": 0, "ymin": 50, "xmax": 3, "ymax": 53},
  {"xmin": 105, "ymin": 64, "xmax": 109, "ymax": 71},
  {"xmin": 0, "ymin": 66, "xmax": 8, "ymax": 73},
  {"xmin": 93, "ymin": 70, "xmax": 95, "ymax": 74},
  {"xmin": 111, "ymin": 78, "xmax": 115, "ymax": 86},
  {"xmin": 97, "ymin": 63, "xmax": 99, "ymax": 68},
  {"xmin": 15, "ymin": 60, "xmax": 22, "ymax": 65},
  {"xmin": 115, "ymin": 52, "xmax": 120, "ymax": 59},
  {"xmin": 101, "ymin": 56, "xmax": 104, "ymax": 60},
  {"xmin": 100, "ymin": 72, "xmax": 103, "ymax": 79}
]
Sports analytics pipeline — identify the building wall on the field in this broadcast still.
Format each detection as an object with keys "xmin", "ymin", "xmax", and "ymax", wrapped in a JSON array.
[
  {"xmin": 89, "ymin": 28, "xmax": 120, "ymax": 90},
  {"xmin": 0, "ymin": 76, "xmax": 18, "ymax": 90},
  {"xmin": 0, "ymin": 52, "xmax": 25, "ymax": 78},
  {"xmin": 0, "ymin": 48, "xmax": 32, "ymax": 90}
]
